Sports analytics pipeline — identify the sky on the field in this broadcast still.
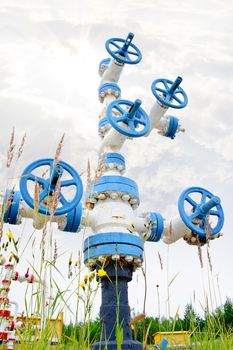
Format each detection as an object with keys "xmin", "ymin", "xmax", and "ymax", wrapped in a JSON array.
[{"xmin": 0, "ymin": 0, "xmax": 233, "ymax": 323}]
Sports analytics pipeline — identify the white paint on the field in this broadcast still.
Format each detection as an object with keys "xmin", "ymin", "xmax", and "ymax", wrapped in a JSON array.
[
  {"xmin": 162, "ymin": 215, "xmax": 191, "ymax": 244},
  {"xmin": 100, "ymin": 59, "xmax": 124, "ymax": 85}
]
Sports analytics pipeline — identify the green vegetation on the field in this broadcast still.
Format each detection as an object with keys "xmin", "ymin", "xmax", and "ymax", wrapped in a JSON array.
[{"xmin": 61, "ymin": 298, "xmax": 233, "ymax": 348}]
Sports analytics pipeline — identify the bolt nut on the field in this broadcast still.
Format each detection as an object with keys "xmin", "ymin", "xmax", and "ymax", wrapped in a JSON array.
[
  {"xmin": 98, "ymin": 193, "xmax": 106, "ymax": 200},
  {"xmin": 125, "ymin": 255, "xmax": 134, "ymax": 262},
  {"xmin": 134, "ymin": 258, "xmax": 142, "ymax": 267},
  {"xmin": 110, "ymin": 192, "xmax": 118, "ymax": 200},
  {"xmin": 130, "ymin": 198, "xmax": 138, "ymax": 205},
  {"xmin": 112, "ymin": 254, "xmax": 120, "ymax": 261},
  {"xmin": 98, "ymin": 256, "xmax": 105, "ymax": 263},
  {"xmin": 122, "ymin": 194, "xmax": 130, "ymax": 201}
]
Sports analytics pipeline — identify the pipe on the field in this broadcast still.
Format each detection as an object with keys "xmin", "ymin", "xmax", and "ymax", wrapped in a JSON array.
[
  {"xmin": 146, "ymin": 100, "xmax": 168, "ymax": 135},
  {"xmin": 162, "ymin": 215, "xmax": 191, "ymax": 244},
  {"xmin": 100, "ymin": 59, "xmax": 124, "ymax": 85}
]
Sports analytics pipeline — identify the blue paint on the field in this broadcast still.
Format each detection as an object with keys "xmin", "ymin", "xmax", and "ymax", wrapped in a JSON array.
[
  {"xmin": 84, "ymin": 232, "xmax": 143, "ymax": 250},
  {"xmin": 98, "ymin": 57, "xmax": 111, "ymax": 74},
  {"xmin": 103, "ymin": 152, "xmax": 125, "ymax": 168},
  {"xmin": 2, "ymin": 190, "xmax": 21, "ymax": 225},
  {"xmin": 98, "ymin": 117, "xmax": 110, "ymax": 134},
  {"xmin": 20, "ymin": 158, "xmax": 83, "ymax": 216},
  {"xmin": 90, "ymin": 175, "xmax": 139, "ymax": 202},
  {"xmin": 107, "ymin": 99, "xmax": 150, "ymax": 137},
  {"xmin": 98, "ymin": 82, "xmax": 121, "ymax": 99},
  {"xmin": 64, "ymin": 202, "xmax": 82, "ymax": 232},
  {"xmin": 91, "ymin": 262, "xmax": 143, "ymax": 349},
  {"xmin": 147, "ymin": 212, "xmax": 164, "ymax": 242},
  {"xmin": 178, "ymin": 187, "xmax": 224, "ymax": 238},
  {"xmin": 154, "ymin": 338, "xmax": 168, "ymax": 350},
  {"xmin": 84, "ymin": 232, "xmax": 144, "ymax": 263},
  {"xmin": 105, "ymin": 33, "xmax": 142, "ymax": 65},
  {"xmin": 49, "ymin": 164, "xmax": 63, "ymax": 191},
  {"xmin": 165, "ymin": 116, "xmax": 179, "ymax": 139},
  {"xmin": 84, "ymin": 244, "xmax": 143, "ymax": 263},
  {"xmin": 151, "ymin": 77, "xmax": 188, "ymax": 109},
  {"xmin": 161, "ymin": 338, "xmax": 168, "ymax": 350}
]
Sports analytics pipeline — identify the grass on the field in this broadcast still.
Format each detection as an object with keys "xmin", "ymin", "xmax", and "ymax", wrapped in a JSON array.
[{"xmin": 0, "ymin": 135, "xmax": 232, "ymax": 350}]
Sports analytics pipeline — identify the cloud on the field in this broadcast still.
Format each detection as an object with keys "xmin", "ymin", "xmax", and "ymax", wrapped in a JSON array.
[{"xmin": 0, "ymin": 0, "xmax": 232, "ymax": 321}]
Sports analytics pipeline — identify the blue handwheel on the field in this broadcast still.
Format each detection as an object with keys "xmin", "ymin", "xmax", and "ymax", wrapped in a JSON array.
[
  {"xmin": 151, "ymin": 76, "xmax": 188, "ymax": 109},
  {"xmin": 20, "ymin": 158, "xmax": 83, "ymax": 216},
  {"xmin": 105, "ymin": 32, "xmax": 142, "ymax": 65},
  {"xmin": 178, "ymin": 187, "xmax": 224, "ymax": 239},
  {"xmin": 107, "ymin": 99, "xmax": 150, "ymax": 137}
]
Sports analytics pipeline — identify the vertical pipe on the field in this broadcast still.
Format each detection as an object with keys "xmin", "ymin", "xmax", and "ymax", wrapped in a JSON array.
[{"xmin": 91, "ymin": 262, "xmax": 142, "ymax": 350}]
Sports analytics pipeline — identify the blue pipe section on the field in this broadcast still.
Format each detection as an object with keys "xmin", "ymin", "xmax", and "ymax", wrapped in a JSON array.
[
  {"xmin": 147, "ymin": 212, "xmax": 164, "ymax": 242},
  {"xmin": 3, "ymin": 190, "xmax": 21, "ymax": 225},
  {"xmin": 165, "ymin": 116, "xmax": 179, "ymax": 139},
  {"xmin": 168, "ymin": 76, "xmax": 182, "ymax": 94},
  {"xmin": 50, "ymin": 164, "xmax": 63, "ymax": 191},
  {"xmin": 198, "ymin": 196, "xmax": 221, "ymax": 219},
  {"xmin": 127, "ymin": 99, "xmax": 142, "ymax": 119},
  {"xmin": 64, "ymin": 202, "xmax": 82, "ymax": 232},
  {"xmin": 120, "ymin": 32, "xmax": 134, "ymax": 54}
]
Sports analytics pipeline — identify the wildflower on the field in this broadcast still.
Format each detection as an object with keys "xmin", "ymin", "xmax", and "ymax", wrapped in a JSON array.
[
  {"xmin": 89, "ymin": 272, "xmax": 95, "ymax": 282},
  {"xmin": 75, "ymin": 259, "xmax": 79, "ymax": 267},
  {"xmin": 6, "ymin": 230, "xmax": 13, "ymax": 242},
  {"xmin": 130, "ymin": 221, "xmax": 135, "ymax": 228},
  {"xmin": 68, "ymin": 254, "xmax": 72, "ymax": 266},
  {"xmin": 97, "ymin": 267, "xmax": 112, "ymax": 282},
  {"xmin": 97, "ymin": 268, "xmax": 107, "ymax": 278},
  {"xmin": 79, "ymin": 282, "xmax": 85, "ymax": 290},
  {"xmin": 84, "ymin": 274, "xmax": 89, "ymax": 284}
]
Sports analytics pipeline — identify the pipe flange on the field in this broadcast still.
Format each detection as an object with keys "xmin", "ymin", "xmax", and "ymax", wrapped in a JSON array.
[
  {"xmin": 98, "ymin": 58, "xmax": 111, "ymax": 77},
  {"xmin": 98, "ymin": 82, "xmax": 121, "ymax": 103},
  {"xmin": 83, "ymin": 232, "xmax": 144, "ymax": 266},
  {"xmin": 98, "ymin": 117, "xmax": 111, "ymax": 138}
]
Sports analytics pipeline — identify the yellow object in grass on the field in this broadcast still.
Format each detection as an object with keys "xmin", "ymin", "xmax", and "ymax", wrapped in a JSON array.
[
  {"xmin": 97, "ymin": 268, "xmax": 111, "ymax": 282},
  {"xmin": 6, "ymin": 229, "xmax": 14, "ymax": 241},
  {"xmin": 79, "ymin": 282, "xmax": 85, "ymax": 290},
  {"xmin": 97, "ymin": 268, "xmax": 107, "ymax": 278}
]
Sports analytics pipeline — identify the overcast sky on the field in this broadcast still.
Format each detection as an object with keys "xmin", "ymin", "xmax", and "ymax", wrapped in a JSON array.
[{"xmin": 0, "ymin": 0, "xmax": 233, "ymax": 323}]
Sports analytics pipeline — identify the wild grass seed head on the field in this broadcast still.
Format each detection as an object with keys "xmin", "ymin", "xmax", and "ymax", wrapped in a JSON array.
[
  {"xmin": 53, "ymin": 133, "xmax": 65, "ymax": 166},
  {"xmin": 17, "ymin": 132, "xmax": 26, "ymax": 160},
  {"xmin": 6, "ymin": 127, "xmax": 15, "ymax": 168}
]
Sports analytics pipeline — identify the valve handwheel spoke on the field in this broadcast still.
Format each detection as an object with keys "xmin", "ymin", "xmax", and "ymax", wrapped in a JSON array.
[
  {"xmin": 151, "ymin": 77, "xmax": 188, "ymax": 109},
  {"xmin": 20, "ymin": 158, "xmax": 83, "ymax": 216},
  {"xmin": 105, "ymin": 33, "xmax": 142, "ymax": 65},
  {"xmin": 107, "ymin": 99, "xmax": 150, "ymax": 138},
  {"xmin": 178, "ymin": 187, "xmax": 224, "ymax": 239}
]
